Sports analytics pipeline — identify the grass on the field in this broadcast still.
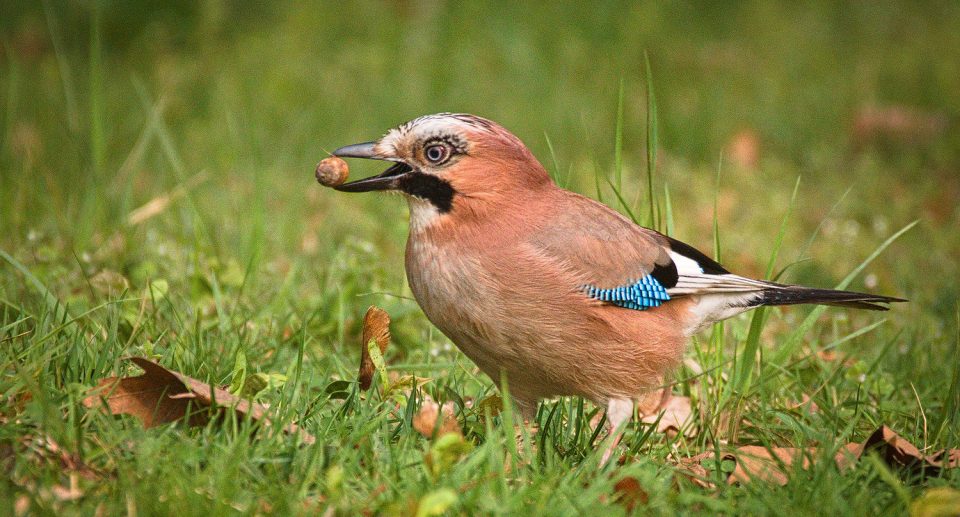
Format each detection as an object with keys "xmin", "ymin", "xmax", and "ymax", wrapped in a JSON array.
[{"xmin": 2, "ymin": 1, "xmax": 960, "ymax": 515}]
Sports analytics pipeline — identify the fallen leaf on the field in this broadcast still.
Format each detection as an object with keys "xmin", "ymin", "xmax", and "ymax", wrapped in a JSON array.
[
  {"xmin": 834, "ymin": 442, "xmax": 865, "ymax": 471},
  {"xmin": 862, "ymin": 426, "xmax": 926, "ymax": 469},
  {"xmin": 676, "ymin": 425, "xmax": 960, "ymax": 488},
  {"xmin": 358, "ymin": 306, "xmax": 391, "ymax": 390},
  {"xmin": 613, "ymin": 476, "xmax": 648, "ymax": 512},
  {"xmin": 84, "ymin": 357, "xmax": 314, "ymax": 444},
  {"xmin": 83, "ymin": 358, "xmax": 210, "ymax": 428},
  {"xmin": 932, "ymin": 449, "xmax": 960, "ymax": 469},
  {"xmin": 855, "ymin": 426, "xmax": 959, "ymax": 475},
  {"xmin": 728, "ymin": 446, "xmax": 813, "ymax": 486},
  {"xmin": 641, "ymin": 394, "xmax": 695, "ymax": 437},
  {"xmin": 673, "ymin": 451, "xmax": 718, "ymax": 489},
  {"xmin": 413, "ymin": 396, "xmax": 461, "ymax": 438}
]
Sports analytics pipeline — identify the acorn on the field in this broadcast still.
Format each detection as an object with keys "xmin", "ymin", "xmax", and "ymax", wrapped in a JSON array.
[{"xmin": 315, "ymin": 156, "xmax": 349, "ymax": 187}]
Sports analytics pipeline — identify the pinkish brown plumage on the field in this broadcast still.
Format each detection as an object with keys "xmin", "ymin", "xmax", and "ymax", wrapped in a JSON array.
[{"xmin": 329, "ymin": 113, "xmax": 905, "ymax": 461}]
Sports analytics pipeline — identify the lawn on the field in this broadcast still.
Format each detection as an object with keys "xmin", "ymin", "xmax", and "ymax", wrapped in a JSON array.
[{"xmin": 1, "ymin": 2, "xmax": 959, "ymax": 515}]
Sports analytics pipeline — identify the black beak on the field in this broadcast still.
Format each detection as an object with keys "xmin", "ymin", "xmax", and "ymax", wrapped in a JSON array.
[
  {"xmin": 332, "ymin": 141, "xmax": 379, "ymax": 159},
  {"xmin": 332, "ymin": 142, "xmax": 412, "ymax": 192}
]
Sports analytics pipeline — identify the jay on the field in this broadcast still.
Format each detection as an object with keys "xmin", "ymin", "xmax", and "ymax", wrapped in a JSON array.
[{"xmin": 330, "ymin": 113, "xmax": 903, "ymax": 452}]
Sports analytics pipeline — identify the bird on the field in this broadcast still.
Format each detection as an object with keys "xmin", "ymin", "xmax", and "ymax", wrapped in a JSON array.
[{"xmin": 329, "ymin": 113, "xmax": 904, "ymax": 459}]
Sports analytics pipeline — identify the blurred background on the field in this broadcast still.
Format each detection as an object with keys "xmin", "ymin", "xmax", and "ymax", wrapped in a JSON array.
[{"xmin": 1, "ymin": 0, "xmax": 958, "ymax": 368}]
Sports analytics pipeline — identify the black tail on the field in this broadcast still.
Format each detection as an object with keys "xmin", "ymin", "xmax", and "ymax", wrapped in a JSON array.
[{"xmin": 752, "ymin": 285, "xmax": 907, "ymax": 311}]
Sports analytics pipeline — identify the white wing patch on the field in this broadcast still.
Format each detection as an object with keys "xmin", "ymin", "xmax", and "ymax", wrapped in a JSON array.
[
  {"xmin": 664, "ymin": 250, "xmax": 771, "ymax": 334},
  {"xmin": 666, "ymin": 251, "xmax": 770, "ymax": 296},
  {"xmin": 668, "ymin": 250, "xmax": 704, "ymax": 277}
]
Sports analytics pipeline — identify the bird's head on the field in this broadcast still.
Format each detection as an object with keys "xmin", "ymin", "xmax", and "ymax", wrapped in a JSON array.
[{"xmin": 332, "ymin": 113, "xmax": 551, "ymax": 222}]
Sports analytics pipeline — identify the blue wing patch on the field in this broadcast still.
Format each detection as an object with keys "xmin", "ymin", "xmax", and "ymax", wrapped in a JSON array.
[{"xmin": 584, "ymin": 275, "xmax": 671, "ymax": 310}]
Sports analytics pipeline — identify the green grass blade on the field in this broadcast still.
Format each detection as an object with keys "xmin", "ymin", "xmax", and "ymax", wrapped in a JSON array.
[
  {"xmin": 733, "ymin": 176, "xmax": 801, "ymax": 393},
  {"xmin": 712, "ymin": 154, "xmax": 723, "ymax": 263},
  {"xmin": 604, "ymin": 177, "xmax": 639, "ymax": 224},
  {"xmin": 543, "ymin": 132, "xmax": 564, "ymax": 186},
  {"xmin": 614, "ymin": 78, "xmax": 625, "ymax": 194},
  {"xmin": 663, "ymin": 183, "xmax": 674, "ymax": 237},
  {"xmin": 89, "ymin": 0, "xmax": 105, "ymax": 176},
  {"xmin": 0, "ymin": 249, "xmax": 72, "ymax": 322},
  {"xmin": 644, "ymin": 53, "xmax": 659, "ymax": 230}
]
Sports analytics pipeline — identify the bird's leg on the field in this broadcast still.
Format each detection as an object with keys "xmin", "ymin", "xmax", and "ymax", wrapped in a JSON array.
[
  {"xmin": 511, "ymin": 395, "xmax": 539, "ymax": 459},
  {"xmin": 599, "ymin": 398, "xmax": 635, "ymax": 467}
]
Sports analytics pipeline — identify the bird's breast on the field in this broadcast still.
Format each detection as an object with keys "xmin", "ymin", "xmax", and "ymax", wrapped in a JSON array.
[{"xmin": 404, "ymin": 234, "xmax": 517, "ymax": 368}]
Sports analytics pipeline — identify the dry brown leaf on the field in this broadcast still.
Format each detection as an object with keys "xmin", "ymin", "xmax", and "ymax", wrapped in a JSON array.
[
  {"xmin": 856, "ymin": 426, "xmax": 959, "ymax": 474},
  {"xmin": 84, "ymin": 357, "xmax": 314, "ymax": 444},
  {"xmin": 932, "ymin": 449, "xmax": 960, "ymax": 469},
  {"xmin": 641, "ymin": 394, "xmax": 695, "ymax": 437},
  {"xmin": 863, "ymin": 426, "xmax": 926, "ymax": 469},
  {"xmin": 613, "ymin": 476, "xmax": 648, "ymax": 512},
  {"xmin": 673, "ymin": 451, "xmax": 717, "ymax": 489},
  {"xmin": 728, "ymin": 446, "xmax": 813, "ymax": 486},
  {"xmin": 413, "ymin": 397, "xmax": 461, "ymax": 438},
  {"xmin": 676, "ymin": 425, "xmax": 960, "ymax": 488},
  {"xmin": 358, "ymin": 306, "xmax": 391, "ymax": 390},
  {"xmin": 834, "ymin": 442, "xmax": 865, "ymax": 471},
  {"xmin": 83, "ymin": 358, "xmax": 207, "ymax": 428}
]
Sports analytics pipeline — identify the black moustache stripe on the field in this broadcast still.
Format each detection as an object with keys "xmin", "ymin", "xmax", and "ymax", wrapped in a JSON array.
[{"xmin": 397, "ymin": 173, "xmax": 455, "ymax": 213}]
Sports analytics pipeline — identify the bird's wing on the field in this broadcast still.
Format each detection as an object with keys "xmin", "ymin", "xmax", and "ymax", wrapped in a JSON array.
[{"xmin": 527, "ymin": 191, "xmax": 768, "ymax": 310}]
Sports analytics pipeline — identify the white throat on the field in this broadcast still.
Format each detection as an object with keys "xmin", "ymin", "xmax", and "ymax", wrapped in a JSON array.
[{"xmin": 407, "ymin": 197, "xmax": 443, "ymax": 233}]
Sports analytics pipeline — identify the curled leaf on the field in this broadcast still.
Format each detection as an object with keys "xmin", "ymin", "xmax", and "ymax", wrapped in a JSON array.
[
  {"xmin": 675, "ymin": 425, "xmax": 960, "ymax": 488},
  {"xmin": 83, "ymin": 357, "xmax": 314, "ymax": 444},
  {"xmin": 358, "ymin": 306, "xmax": 391, "ymax": 390}
]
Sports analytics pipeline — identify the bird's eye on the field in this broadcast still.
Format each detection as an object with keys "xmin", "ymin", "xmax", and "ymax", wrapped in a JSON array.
[{"xmin": 424, "ymin": 143, "xmax": 451, "ymax": 164}]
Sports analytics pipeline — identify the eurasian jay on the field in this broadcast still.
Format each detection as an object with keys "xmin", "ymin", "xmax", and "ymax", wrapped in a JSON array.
[{"xmin": 330, "ymin": 113, "xmax": 903, "ymax": 452}]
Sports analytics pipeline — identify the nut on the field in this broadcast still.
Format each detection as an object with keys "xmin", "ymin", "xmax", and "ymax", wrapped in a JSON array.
[{"xmin": 315, "ymin": 156, "xmax": 349, "ymax": 187}]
